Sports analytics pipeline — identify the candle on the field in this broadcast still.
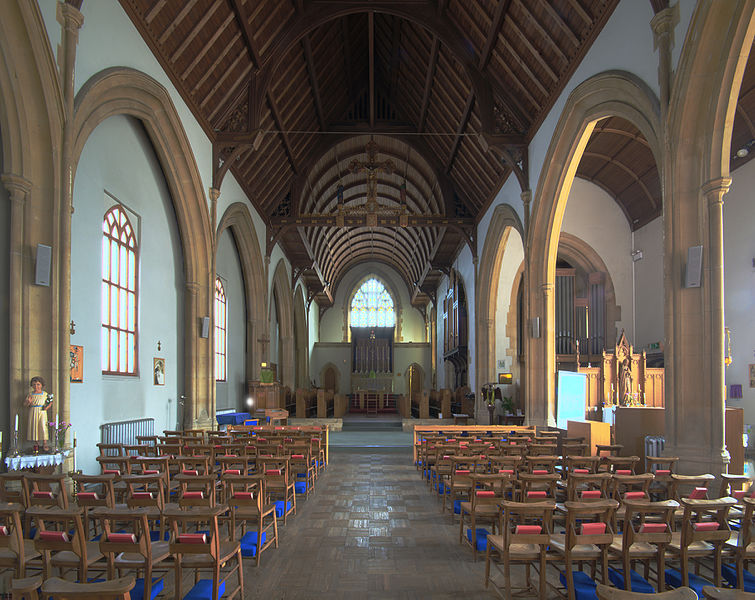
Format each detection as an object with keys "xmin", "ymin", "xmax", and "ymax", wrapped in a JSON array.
[
  {"xmin": 72, "ymin": 431, "xmax": 77, "ymax": 472},
  {"xmin": 14, "ymin": 414, "xmax": 18, "ymax": 432}
]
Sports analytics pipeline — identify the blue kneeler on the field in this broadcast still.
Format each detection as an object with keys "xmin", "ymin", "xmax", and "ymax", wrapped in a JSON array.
[
  {"xmin": 665, "ymin": 568, "xmax": 714, "ymax": 597},
  {"xmin": 559, "ymin": 571, "xmax": 599, "ymax": 600},
  {"xmin": 465, "ymin": 527, "xmax": 490, "ymax": 552},
  {"xmin": 608, "ymin": 567, "xmax": 655, "ymax": 593},
  {"xmin": 722, "ymin": 563, "xmax": 755, "ymax": 592},
  {"xmin": 295, "ymin": 481, "xmax": 307, "ymax": 494},
  {"xmin": 274, "ymin": 500, "xmax": 292, "ymax": 517},
  {"xmin": 240, "ymin": 531, "xmax": 267, "ymax": 558},
  {"xmin": 184, "ymin": 579, "xmax": 225, "ymax": 600},
  {"xmin": 130, "ymin": 577, "xmax": 164, "ymax": 600}
]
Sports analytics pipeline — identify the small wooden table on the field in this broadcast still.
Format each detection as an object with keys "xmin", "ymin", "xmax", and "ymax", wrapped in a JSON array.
[{"xmin": 452, "ymin": 414, "xmax": 470, "ymax": 425}]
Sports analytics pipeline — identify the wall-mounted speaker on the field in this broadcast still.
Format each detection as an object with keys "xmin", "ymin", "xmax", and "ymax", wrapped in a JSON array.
[
  {"xmin": 35, "ymin": 244, "xmax": 52, "ymax": 286},
  {"xmin": 530, "ymin": 317, "xmax": 541, "ymax": 339},
  {"xmin": 200, "ymin": 316, "xmax": 210, "ymax": 338},
  {"xmin": 685, "ymin": 245, "xmax": 703, "ymax": 288}
]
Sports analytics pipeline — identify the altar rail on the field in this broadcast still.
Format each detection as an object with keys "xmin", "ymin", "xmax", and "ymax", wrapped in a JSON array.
[{"xmin": 411, "ymin": 425, "xmax": 536, "ymax": 463}]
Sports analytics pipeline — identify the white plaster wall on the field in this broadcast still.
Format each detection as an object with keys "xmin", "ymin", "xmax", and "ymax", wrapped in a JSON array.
[
  {"xmin": 495, "ymin": 232, "xmax": 524, "ymax": 372},
  {"xmin": 394, "ymin": 344, "xmax": 432, "ymax": 393},
  {"xmin": 215, "ymin": 229, "xmax": 245, "ymax": 411},
  {"xmin": 477, "ymin": 177, "xmax": 525, "ymax": 256},
  {"xmin": 0, "ymin": 141, "xmax": 9, "ymax": 438},
  {"xmin": 529, "ymin": 1, "xmax": 659, "ymax": 208},
  {"xmin": 724, "ymin": 159, "xmax": 755, "ymax": 428},
  {"xmin": 560, "ymin": 177, "xmax": 633, "ymax": 344},
  {"xmin": 308, "ymin": 293, "xmax": 319, "ymax": 376},
  {"xmin": 71, "ymin": 115, "xmax": 183, "ymax": 475},
  {"xmin": 456, "ymin": 245, "xmax": 476, "ymax": 393},
  {"xmin": 310, "ymin": 343, "xmax": 350, "ymax": 391},
  {"xmin": 318, "ymin": 262, "xmax": 426, "ymax": 343},
  {"xmin": 632, "ymin": 217, "xmax": 664, "ymax": 350},
  {"xmin": 217, "ymin": 174, "xmax": 267, "ymax": 271}
]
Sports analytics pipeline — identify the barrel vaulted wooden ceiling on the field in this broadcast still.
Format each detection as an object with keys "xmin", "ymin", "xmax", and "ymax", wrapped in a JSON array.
[{"xmin": 121, "ymin": 0, "xmax": 684, "ymax": 308}]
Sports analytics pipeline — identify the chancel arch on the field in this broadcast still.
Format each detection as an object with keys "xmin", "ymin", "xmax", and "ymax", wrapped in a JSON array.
[{"xmin": 527, "ymin": 70, "xmax": 662, "ymax": 426}]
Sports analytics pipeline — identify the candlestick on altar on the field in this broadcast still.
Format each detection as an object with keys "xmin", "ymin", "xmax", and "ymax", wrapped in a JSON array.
[
  {"xmin": 14, "ymin": 413, "xmax": 18, "ymax": 432},
  {"xmin": 73, "ymin": 431, "xmax": 77, "ymax": 473}
]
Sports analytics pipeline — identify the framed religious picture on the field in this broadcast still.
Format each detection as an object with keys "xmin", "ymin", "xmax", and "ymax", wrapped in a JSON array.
[
  {"xmin": 70, "ymin": 345, "xmax": 83, "ymax": 383},
  {"xmin": 153, "ymin": 357, "xmax": 165, "ymax": 386},
  {"xmin": 750, "ymin": 364, "xmax": 755, "ymax": 388}
]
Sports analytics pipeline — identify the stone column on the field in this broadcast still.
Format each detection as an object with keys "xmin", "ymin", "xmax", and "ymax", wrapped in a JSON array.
[
  {"xmin": 524, "ymin": 278, "xmax": 555, "ymax": 427},
  {"xmin": 521, "ymin": 189, "xmax": 531, "ymax": 237},
  {"xmin": 1, "ymin": 174, "xmax": 31, "ymax": 438},
  {"xmin": 184, "ymin": 281, "xmax": 200, "ymax": 428},
  {"xmin": 57, "ymin": 1, "xmax": 84, "ymax": 442},
  {"xmin": 651, "ymin": 6, "xmax": 677, "ymax": 122}
]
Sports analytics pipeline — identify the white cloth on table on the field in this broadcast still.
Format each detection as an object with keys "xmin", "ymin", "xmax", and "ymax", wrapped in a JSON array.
[{"xmin": 5, "ymin": 451, "xmax": 69, "ymax": 471}]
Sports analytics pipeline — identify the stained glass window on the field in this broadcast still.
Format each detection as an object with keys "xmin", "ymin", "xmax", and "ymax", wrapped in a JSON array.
[
  {"xmin": 214, "ymin": 277, "xmax": 227, "ymax": 381},
  {"xmin": 350, "ymin": 278, "xmax": 395, "ymax": 327},
  {"xmin": 101, "ymin": 205, "xmax": 138, "ymax": 375}
]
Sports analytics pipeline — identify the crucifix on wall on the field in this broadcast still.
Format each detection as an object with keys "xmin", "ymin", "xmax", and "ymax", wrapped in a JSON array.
[{"xmin": 348, "ymin": 140, "xmax": 395, "ymax": 227}]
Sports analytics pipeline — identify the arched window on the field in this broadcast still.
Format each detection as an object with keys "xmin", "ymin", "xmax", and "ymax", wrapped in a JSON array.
[
  {"xmin": 350, "ymin": 278, "xmax": 395, "ymax": 327},
  {"xmin": 101, "ymin": 205, "xmax": 138, "ymax": 375},
  {"xmin": 214, "ymin": 277, "xmax": 227, "ymax": 381}
]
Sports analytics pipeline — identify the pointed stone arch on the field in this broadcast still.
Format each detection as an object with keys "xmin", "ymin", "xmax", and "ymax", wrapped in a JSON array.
[
  {"xmin": 475, "ymin": 204, "xmax": 524, "ymax": 404},
  {"xmin": 526, "ymin": 70, "xmax": 661, "ymax": 425},
  {"xmin": 217, "ymin": 202, "xmax": 266, "ymax": 383},
  {"xmin": 293, "ymin": 284, "xmax": 309, "ymax": 390},
  {"xmin": 270, "ymin": 259, "xmax": 295, "ymax": 388},
  {"xmin": 71, "ymin": 66, "xmax": 214, "ymax": 427}
]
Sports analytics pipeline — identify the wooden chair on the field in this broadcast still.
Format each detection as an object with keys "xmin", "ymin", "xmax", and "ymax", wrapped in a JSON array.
[
  {"xmin": 459, "ymin": 473, "xmax": 511, "ymax": 560},
  {"xmin": 174, "ymin": 473, "xmax": 217, "ymax": 509},
  {"xmin": 0, "ymin": 473, "xmax": 31, "ymax": 508},
  {"xmin": 647, "ymin": 457, "xmax": 679, "ymax": 500},
  {"xmin": 289, "ymin": 449, "xmax": 315, "ymax": 499},
  {"xmin": 723, "ymin": 496, "xmax": 755, "ymax": 591},
  {"xmin": 94, "ymin": 507, "xmax": 171, "ymax": 600},
  {"xmin": 223, "ymin": 473, "xmax": 278, "ymax": 566},
  {"xmin": 164, "ymin": 505, "xmax": 243, "ymax": 600},
  {"xmin": 596, "ymin": 583, "xmax": 698, "ymax": 599},
  {"xmin": 564, "ymin": 472, "xmax": 612, "ymax": 502},
  {"xmin": 602, "ymin": 455, "xmax": 640, "ymax": 475},
  {"xmin": 518, "ymin": 473, "xmax": 560, "ymax": 502},
  {"xmin": 40, "ymin": 574, "xmax": 136, "ymax": 599},
  {"xmin": 258, "ymin": 456, "xmax": 296, "ymax": 525},
  {"xmin": 550, "ymin": 499, "xmax": 619, "ymax": 600},
  {"xmin": 608, "ymin": 499, "xmax": 679, "ymax": 592},
  {"xmin": 442, "ymin": 465, "xmax": 473, "ymax": 517},
  {"xmin": 26, "ymin": 473, "xmax": 70, "ymax": 510},
  {"xmin": 71, "ymin": 473, "xmax": 117, "ymax": 539},
  {"xmin": 0, "ymin": 503, "xmax": 40, "ymax": 578},
  {"xmin": 485, "ymin": 500, "xmax": 556, "ymax": 600},
  {"xmin": 27, "ymin": 506, "xmax": 105, "ymax": 582},
  {"xmin": 665, "ymin": 497, "xmax": 738, "ymax": 594},
  {"xmin": 702, "ymin": 587, "xmax": 755, "ymax": 599},
  {"xmin": 122, "ymin": 473, "xmax": 170, "ymax": 541}
]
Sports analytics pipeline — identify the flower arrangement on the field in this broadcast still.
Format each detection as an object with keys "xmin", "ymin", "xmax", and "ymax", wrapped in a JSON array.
[{"xmin": 48, "ymin": 420, "xmax": 71, "ymax": 450}]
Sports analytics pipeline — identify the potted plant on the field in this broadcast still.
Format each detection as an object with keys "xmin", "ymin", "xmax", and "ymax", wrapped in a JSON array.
[{"xmin": 502, "ymin": 396, "xmax": 515, "ymax": 416}]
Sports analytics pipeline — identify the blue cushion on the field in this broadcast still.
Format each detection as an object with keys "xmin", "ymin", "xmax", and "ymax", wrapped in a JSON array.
[
  {"xmin": 150, "ymin": 530, "xmax": 170, "ymax": 542},
  {"xmin": 130, "ymin": 577, "xmax": 164, "ymax": 600},
  {"xmin": 465, "ymin": 527, "xmax": 490, "ymax": 552},
  {"xmin": 239, "ymin": 531, "xmax": 266, "ymax": 558},
  {"xmin": 559, "ymin": 571, "xmax": 598, "ymax": 600},
  {"xmin": 722, "ymin": 563, "xmax": 755, "ymax": 592},
  {"xmin": 608, "ymin": 567, "xmax": 655, "ymax": 593},
  {"xmin": 274, "ymin": 500, "xmax": 292, "ymax": 517},
  {"xmin": 453, "ymin": 499, "xmax": 462, "ymax": 514},
  {"xmin": 295, "ymin": 481, "xmax": 307, "ymax": 494},
  {"xmin": 665, "ymin": 568, "xmax": 713, "ymax": 596},
  {"xmin": 184, "ymin": 579, "xmax": 226, "ymax": 600}
]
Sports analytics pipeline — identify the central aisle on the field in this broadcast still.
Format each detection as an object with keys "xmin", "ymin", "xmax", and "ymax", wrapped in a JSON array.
[{"xmin": 245, "ymin": 446, "xmax": 499, "ymax": 599}]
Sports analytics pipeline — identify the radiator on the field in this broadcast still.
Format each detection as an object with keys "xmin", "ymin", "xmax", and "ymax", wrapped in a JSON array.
[
  {"xmin": 644, "ymin": 435, "xmax": 665, "ymax": 472},
  {"xmin": 100, "ymin": 418, "xmax": 155, "ymax": 449}
]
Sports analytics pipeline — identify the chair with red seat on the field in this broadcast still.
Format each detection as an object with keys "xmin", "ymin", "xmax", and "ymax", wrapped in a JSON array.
[
  {"xmin": 25, "ymin": 473, "xmax": 70, "ymax": 510},
  {"xmin": 164, "ymin": 505, "xmax": 243, "ymax": 600},
  {"xmin": 722, "ymin": 496, "xmax": 755, "ymax": 591},
  {"xmin": 71, "ymin": 473, "xmax": 117, "ymax": 539},
  {"xmin": 459, "ymin": 473, "xmax": 511, "ymax": 560},
  {"xmin": 485, "ymin": 499, "xmax": 556, "ymax": 599},
  {"xmin": 0, "ymin": 502, "xmax": 41, "ymax": 579},
  {"xmin": 223, "ymin": 473, "xmax": 277, "ymax": 566},
  {"xmin": 258, "ymin": 456, "xmax": 296, "ymax": 524}
]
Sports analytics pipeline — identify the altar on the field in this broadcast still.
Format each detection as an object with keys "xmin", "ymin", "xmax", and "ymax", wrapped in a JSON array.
[{"xmin": 351, "ymin": 374, "xmax": 393, "ymax": 393}]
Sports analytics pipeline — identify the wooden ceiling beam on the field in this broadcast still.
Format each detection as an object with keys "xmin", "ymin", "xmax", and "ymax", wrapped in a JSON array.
[
  {"xmin": 507, "ymin": 15, "xmax": 558, "ymax": 82},
  {"xmin": 158, "ymin": 0, "xmax": 199, "ymax": 45},
  {"xmin": 298, "ymin": 229, "xmax": 333, "ymax": 302},
  {"xmin": 479, "ymin": 0, "xmax": 511, "ymax": 71},
  {"xmin": 229, "ymin": 0, "xmax": 262, "ymax": 69},
  {"xmin": 538, "ymin": 0, "xmax": 580, "ymax": 47},
  {"xmin": 144, "ymin": 0, "xmax": 167, "ymax": 25},
  {"xmin": 418, "ymin": 37, "xmax": 440, "ymax": 132},
  {"xmin": 342, "ymin": 18, "xmax": 356, "ymax": 106},
  {"xmin": 271, "ymin": 213, "xmax": 473, "ymax": 228},
  {"xmin": 301, "ymin": 35, "xmax": 326, "ymax": 130},
  {"xmin": 180, "ymin": 13, "xmax": 236, "ymax": 80},
  {"xmin": 171, "ymin": 1, "xmax": 221, "ymax": 63},
  {"xmin": 388, "ymin": 17, "xmax": 402, "ymax": 99},
  {"xmin": 516, "ymin": 0, "xmax": 568, "ymax": 65},
  {"xmin": 566, "ymin": 0, "xmax": 593, "ymax": 26},
  {"xmin": 369, "ymin": 11, "xmax": 375, "ymax": 128},
  {"xmin": 582, "ymin": 151, "xmax": 657, "ymax": 209},
  {"xmin": 445, "ymin": 91, "xmax": 474, "ymax": 173}
]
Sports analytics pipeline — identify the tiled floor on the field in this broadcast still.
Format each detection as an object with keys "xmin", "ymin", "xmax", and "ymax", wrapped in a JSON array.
[{"xmin": 244, "ymin": 446, "xmax": 501, "ymax": 599}]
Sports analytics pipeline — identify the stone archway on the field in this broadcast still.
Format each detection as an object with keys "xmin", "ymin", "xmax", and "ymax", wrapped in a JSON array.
[
  {"xmin": 321, "ymin": 363, "xmax": 339, "ymax": 394},
  {"xmin": 475, "ymin": 204, "xmax": 525, "ymax": 412},
  {"xmin": 217, "ymin": 202, "xmax": 266, "ymax": 383},
  {"xmin": 270, "ymin": 260, "xmax": 295, "ymax": 389},
  {"xmin": 526, "ymin": 70, "xmax": 662, "ymax": 426},
  {"xmin": 293, "ymin": 285, "xmax": 309, "ymax": 390},
  {"xmin": 661, "ymin": 1, "xmax": 755, "ymax": 473},
  {"xmin": 72, "ymin": 67, "xmax": 214, "ymax": 427}
]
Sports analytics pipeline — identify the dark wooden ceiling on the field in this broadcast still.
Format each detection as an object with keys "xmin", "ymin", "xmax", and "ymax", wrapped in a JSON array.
[
  {"xmin": 730, "ymin": 41, "xmax": 755, "ymax": 172},
  {"xmin": 120, "ymin": 0, "xmax": 628, "ymax": 307}
]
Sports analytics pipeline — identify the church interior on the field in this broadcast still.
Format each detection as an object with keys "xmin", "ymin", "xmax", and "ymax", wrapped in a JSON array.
[{"xmin": 0, "ymin": 0, "xmax": 754, "ymax": 597}]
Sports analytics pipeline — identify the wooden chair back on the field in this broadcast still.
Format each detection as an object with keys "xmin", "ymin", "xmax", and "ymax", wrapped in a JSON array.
[
  {"xmin": 0, "ymin": 503, "xmax": 31, "ymax": 577},
  {"xmin": 41, "ymin": 575, "xmax": 135, "ymax": 599},
  {"xmin": 0, "ymin": 474, "xmax": 30, "ymax": 508},
  {"xmin": 597, "ymin": 583, "xmax": 697, "ymax": 599},
  {"xmin": 26, "ymin": 473, "xmax": 69, "ymax": 509},
  {"xmin": 566, "ymin": 472, "xmax": 612, "ymax": 502}
]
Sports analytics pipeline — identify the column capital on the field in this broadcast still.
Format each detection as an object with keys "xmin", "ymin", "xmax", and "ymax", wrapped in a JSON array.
[
  {"xmin": 520, "ymin": 189, "xmax": 532, "ymax": 204},
  {"xmin": 1, "ymin": 173, "xmax": 32, "ymax": 200},
  {"xmin": 702, "ymin": 177, "xmax": 732, "ymax": 205},
  {"xmin": 650, "ymin": 5, "xmax": 677, "ymax": 43},
  {"xmin": 58, "ymin": 1, "xmax": 84, "ymax": 32},
  {"xmin": 185, "ymin": 281, "xmax": 200, "ymax": 296},
  {"xmin": 541, "ymin": 282, "xmax": 554, "ymax": 295},
  {"xmin": 208, "ymin": 187, "xmax": 221, "ymax": 203}
]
